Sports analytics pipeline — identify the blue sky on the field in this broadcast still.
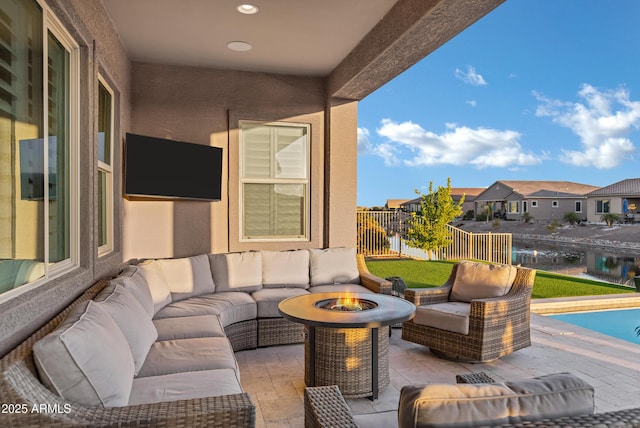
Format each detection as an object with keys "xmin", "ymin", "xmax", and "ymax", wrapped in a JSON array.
[{"xmin": 357, "ymin": 0, "xmax": 640, "ymax": 207}]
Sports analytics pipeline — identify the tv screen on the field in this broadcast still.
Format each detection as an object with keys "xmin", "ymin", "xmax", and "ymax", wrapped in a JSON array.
[{"xmin": 124, "ymin": 133, "xmax": 223, "ymax": 201}]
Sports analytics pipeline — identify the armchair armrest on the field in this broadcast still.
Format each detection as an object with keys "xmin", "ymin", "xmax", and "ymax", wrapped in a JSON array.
[
  {"xmin": 356, "ymin": 254, "xmax": 392, "ymax": 294},
  {"xmin": 304, "ymin": 386, "xmax": 357, "ymax": 428},
  {"xmin": 403, "ymin": 285, "xmax": 451, "ymax": 306}
]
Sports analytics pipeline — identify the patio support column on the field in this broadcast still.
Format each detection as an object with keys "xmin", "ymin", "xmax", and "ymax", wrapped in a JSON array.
[{"xmin": 324, "ymin": 99, "xmax": 358, "ymax": 248}]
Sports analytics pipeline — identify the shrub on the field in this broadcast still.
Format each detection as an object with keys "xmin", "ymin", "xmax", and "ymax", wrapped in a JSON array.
[
  {"xmin": 547, "ymin": 220, "xmax": 559, "ymax": 232},
  {"xmin": 522, "ymin": 212, "xmax": 533, "ymax": 223},
  {"xmin": 563, "ymin": 212, "xmax": 581, "ymax": 225},
  {"xmin": 601, "ymin": 213, "xmax": 620, "ymax": 226},
  {"xmin": 463, "ymin": 209, "xmax": 475, "ymax": 220}
]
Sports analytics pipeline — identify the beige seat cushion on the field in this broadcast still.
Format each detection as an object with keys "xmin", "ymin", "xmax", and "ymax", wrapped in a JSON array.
[
  {"xmin": 154, "ymin": 292, "xmax": 257, "ymax": 327},
  {"xmin": 138, "ymin": 260, "xmax": 172, "ymax": 314},
  {"xmin": 261, "ymin": 250, "xmax": 310, "ymax": 289},
  {"xmin": 129, "ymin": 368, "xmax": 243, "ymax": 406},
  {"xmin": 210, "ymin": 252, "xmax": 263, "ymax": 292},
  {"xmin": 413, "ymin": 302, "xmax": 471, "ymax": 335},
  {"xmin": 136, "ymin": 337, "xmax": 238, "ymax": 378},
  {"xmin": 398, "ymin": 373, "xmax": 594, "ymax": 428},
  {"xmin": 156, "ymin": 254, "xmax": 215, "ymax": 301},
  {"xmin": 153, "ymin": 314, "xmax": 226, "ymax": 341},
  {"xmin": 33, "ymin": 301, "xmax": 135, "ymax": 407},
  {"xmin": 309, "ymin": 248, "xmax": 360, "ymax": 286},
  {"xmin": 252, "ymin": 287, "xmax": 309, "ymax": 318},
  {"xmin": 450, "ymin": 260, "xmax": 517, "ymax": 303},
  {"xmin": 95, "ymin": 285, "xmax": 158, "ymax": 374}
]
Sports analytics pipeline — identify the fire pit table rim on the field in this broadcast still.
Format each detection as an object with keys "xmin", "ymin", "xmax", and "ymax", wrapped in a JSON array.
[{"xmin": 278, "ymin": 292, "xmax": 416, "ymax": 329}]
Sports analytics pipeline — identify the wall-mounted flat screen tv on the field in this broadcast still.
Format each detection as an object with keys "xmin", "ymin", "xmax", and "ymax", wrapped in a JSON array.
[{"xmin": 124, "ymin": 133, "xmax": 223, "ymax": 201}]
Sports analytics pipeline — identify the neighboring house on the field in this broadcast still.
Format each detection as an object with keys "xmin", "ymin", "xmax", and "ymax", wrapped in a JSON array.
[
  {"xmin": 474, "ymin": 181, "xmax": 600, "ymax": 222},
  {"xmin": 385, "ymin": 199, "xmax": 411, "ymax": 211},
  {"xmin": 585, "ymin": 178, "xmax": 640, "ymax": 223},
  {"xmin": 400, "ymin": 188, "xmax": 483, "ymax": 215},
  {"xmin": 0, "ymin": 1, "xmax": 505, "ymax": 355}
]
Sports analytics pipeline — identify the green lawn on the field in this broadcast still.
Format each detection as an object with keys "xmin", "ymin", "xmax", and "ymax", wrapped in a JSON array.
[{"xmin": 366, "ymin": 259, "xmax": 635, "ymax": 299}]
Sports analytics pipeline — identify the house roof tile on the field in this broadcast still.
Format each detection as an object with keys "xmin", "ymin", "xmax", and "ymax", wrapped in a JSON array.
[{"xmin": 586, "ymin": 178, "xmax": 640, "ymax": 196}]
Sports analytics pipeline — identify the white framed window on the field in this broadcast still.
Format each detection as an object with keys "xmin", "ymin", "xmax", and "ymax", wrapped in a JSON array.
[
  {"xmin": 552, "ymin": 200, "xmax": 559, "ymax": 208},
  {"xmin": 575, "ymin": 201, "xmax": 582, "ymax": 213},
  {"xmin": 0, "ymin": 0, "xmax": 79, "ymax": 300},
  {"xmin": 97, "ymin": 78, "xmax": 114, "ymax": 255},
  {"xmin": 507, "ymin": 201, "xmax": 519, "ymax": 214},
  {"xmin": 239, "ymin": 120, "xmax": 310, "ymax": 241},
  {"xmin": 531, "ymin": 200, "xmax": 538, "ymax": 207}
]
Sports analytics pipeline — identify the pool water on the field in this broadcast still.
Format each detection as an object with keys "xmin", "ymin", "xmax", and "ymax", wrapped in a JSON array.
[{"xmin": 549, "ymin": 308, "xmax": 640, "ymax": 345}]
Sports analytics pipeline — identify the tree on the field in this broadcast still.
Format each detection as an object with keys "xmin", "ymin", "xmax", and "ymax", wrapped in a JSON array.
[
  {"xmin": 406, "ymin": 178, "xmax": 464, "ymax": 260},
  {"xmin": 357, "ymin": 214, "xmax": 389, "ymax": 255}
]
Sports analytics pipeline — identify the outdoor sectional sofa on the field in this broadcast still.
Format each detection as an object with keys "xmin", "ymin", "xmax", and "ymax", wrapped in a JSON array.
[{"xmin": 0, "ymin": 247, "xmax": 391, "ymax": 427}]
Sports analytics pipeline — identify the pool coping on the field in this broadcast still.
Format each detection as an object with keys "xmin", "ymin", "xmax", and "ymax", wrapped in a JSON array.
[{"xmin": 531, "ymin": 293, "xmax": 640, "ymax": 315}]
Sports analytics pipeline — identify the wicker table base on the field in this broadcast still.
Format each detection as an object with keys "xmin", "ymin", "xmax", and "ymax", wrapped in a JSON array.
[{"xmin": 304, "ymin": 326, "xmax": 390, "ymax": 399}]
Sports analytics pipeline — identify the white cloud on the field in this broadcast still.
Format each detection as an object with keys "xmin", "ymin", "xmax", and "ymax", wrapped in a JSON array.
[
  {"xmin": 358, "ymin": 126, "xmax": 400, "ymax": 166},
  {"xmin": 535, "ymin": 84, "xmax": 640, "ymax": 168},
  {"xmin": 454, "ymin": 66, "xmax": 487, "ymax": 86},
  {"xmin": 466, "ymin": 100, "xmax": 477, "ymax": 107},
  {"xmin": 357, "ymin": 127, "xmax": 372, "ymax": 154},
  {"xmin": 374, "ymin": 119, "xmax": 543, "ymax": 169}
]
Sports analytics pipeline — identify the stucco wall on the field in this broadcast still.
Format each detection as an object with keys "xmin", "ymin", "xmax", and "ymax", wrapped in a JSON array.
[
  {"xmin": 126, "ymin": 63, "xmax": 350, "ymax": 259},
  {"xmin": 0, "ymin": 0, "xmax": 130, "ymax": 357}
]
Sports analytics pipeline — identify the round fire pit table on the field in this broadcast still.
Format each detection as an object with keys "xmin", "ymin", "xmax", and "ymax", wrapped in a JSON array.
[{"xmin": 278, "ymin": 292, "xmax": 415, "ymax": 399}]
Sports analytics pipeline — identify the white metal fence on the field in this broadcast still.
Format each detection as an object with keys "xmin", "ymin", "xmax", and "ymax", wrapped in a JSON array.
[{"xmin": 357, "ymin": 210, "xmax": 512, "ymax": 264}]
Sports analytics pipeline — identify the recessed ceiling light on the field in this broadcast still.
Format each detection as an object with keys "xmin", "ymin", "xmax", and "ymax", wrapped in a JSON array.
[
  {"xmin": 236, "ymin": 4, "xmax": 259, "ymax": 15},
  {"xmin": 227, "ymin": 41, "xmax": 253, "ymax": 52}
]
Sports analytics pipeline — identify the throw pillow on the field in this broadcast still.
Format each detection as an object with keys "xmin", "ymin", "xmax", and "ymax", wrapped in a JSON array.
[{"xmin": 309, "ymin": 248, "xmax": 360, "ymax": 286}]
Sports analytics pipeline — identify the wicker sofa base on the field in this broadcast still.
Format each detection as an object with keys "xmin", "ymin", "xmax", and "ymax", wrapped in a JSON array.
[{"xmin": 258, "ymin": 318, "xmax": 305, "ymax": 347}]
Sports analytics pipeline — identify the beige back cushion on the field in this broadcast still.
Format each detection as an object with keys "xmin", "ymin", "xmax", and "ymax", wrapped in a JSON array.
[
  {"xmin": 157, "ymin": 254, "xmax": 216, "ymax": 301},
  {"xmin": 33, "ymin": 301, "xmax": 135, "ymax": 407},
  {"xmin": 95, "ymin": 285, "xmax": 158, "ymax": 375},
  {"xmin": 398, "ymin": 372, "xmax": 594, "ymax": 428},
  {"xmin": 111, "ymin": 266, "xmax": 155, "ymax": 318},
  {"xmin": 138, "ymin": 260, "xmax": 172, "ymax": 314},
  {"xmin": 209, "ymin": 252, "xmax": 263, "ymax": 292},
  {"xmin": 261, "ymin": 250, "xmax": 310, "ymax": 289},
  {"xmin": 450, "ymin": 261, "xmax": 517, "ymax": 303},
  {"xmin": 309, "ymin": 248, "xmax": 360, "ymax": 286}
]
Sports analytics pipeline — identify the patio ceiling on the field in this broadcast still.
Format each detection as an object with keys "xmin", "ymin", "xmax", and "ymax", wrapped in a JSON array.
[{"xmin": 101, "ymin": 0, "xmax": 505, "ymax": 99}]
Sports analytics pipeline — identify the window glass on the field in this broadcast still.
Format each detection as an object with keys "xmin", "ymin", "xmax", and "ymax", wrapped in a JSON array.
[
  {"xmin": 0, "ymin": 0, "xmax": 76, "ymax": 296},
  {"xmin": 97, "ymin": 80, "xmax": 113, "ymax": 252},
  {"xmin": 240, "ymin": 121, "xmax": 309, "ymax": 241},
  {"xmin": 596, "ymin": 199, "xmax": 610, "ymax": 214}
]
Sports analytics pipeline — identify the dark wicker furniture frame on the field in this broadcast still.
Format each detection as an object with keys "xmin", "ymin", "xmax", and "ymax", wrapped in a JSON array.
[
  {"xmin": 304, "ymin": 384, "xmax": 640, "ymax": 428},
  {"xmin": 401, "ymin": 263, "xmax": 536, "ymax": 362}
]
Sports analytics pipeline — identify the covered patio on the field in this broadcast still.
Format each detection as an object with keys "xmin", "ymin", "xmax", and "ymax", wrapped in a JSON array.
[{"xmin": 236, "ymin": 311, "xmax": 640, "ymax": 427}]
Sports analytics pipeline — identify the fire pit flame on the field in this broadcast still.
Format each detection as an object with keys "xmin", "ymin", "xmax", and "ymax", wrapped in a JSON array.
[
  {"xmin": 332, "ymin": 295, "xmax": 363, "ymax": 311},
  {"xmin": 315, "ymin": 294, "xmax": 378, "ymax": 312}
]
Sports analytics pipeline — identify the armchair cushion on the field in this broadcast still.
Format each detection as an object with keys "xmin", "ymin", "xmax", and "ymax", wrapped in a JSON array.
[
  {"xmin": 413, "ymin": 302, "xmax": 470, "ymax": 335},
  {"xmin": 450, "ymin": 261, "xmax": 517, "ymax": 303},
  {"xmin": 398, "ymin": 372, "xmax": 594, "ymax": 428}
]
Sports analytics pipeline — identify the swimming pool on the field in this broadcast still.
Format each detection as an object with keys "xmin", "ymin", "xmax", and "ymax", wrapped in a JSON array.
[{"xmin": 549, "ymin": 308, "xmax": 640, "ymax": 345}]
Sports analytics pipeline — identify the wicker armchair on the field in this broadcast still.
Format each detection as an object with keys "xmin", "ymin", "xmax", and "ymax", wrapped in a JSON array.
[{"xmin": 401, "ymin": 262, "xmax": 536, "ymax": 362}]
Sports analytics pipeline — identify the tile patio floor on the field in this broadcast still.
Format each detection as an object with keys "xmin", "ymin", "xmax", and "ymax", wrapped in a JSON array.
[{"xmin": 235, "ymin": 312, "xmax": 640, "ymax": 428}]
